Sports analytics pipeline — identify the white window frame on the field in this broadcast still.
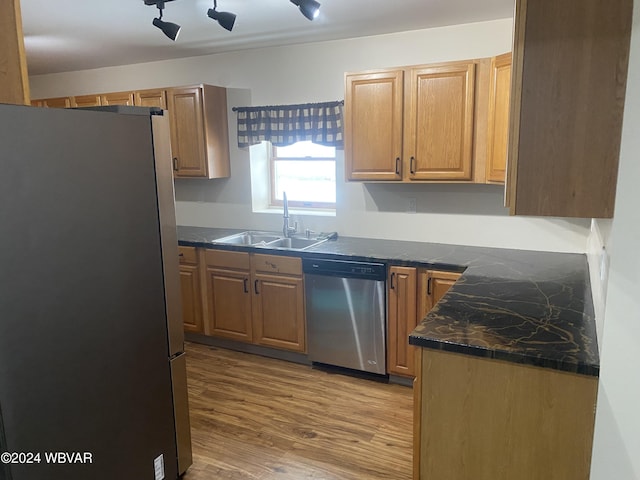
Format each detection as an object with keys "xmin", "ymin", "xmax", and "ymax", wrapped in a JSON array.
[{"xmin": 269, "ymin": 141, "xmax": 337, "ymax": 210}]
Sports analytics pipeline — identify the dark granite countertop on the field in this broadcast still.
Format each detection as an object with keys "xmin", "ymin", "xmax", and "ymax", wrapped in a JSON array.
[{"xmin": 178, "ymin": 225, "xmax": 599, "ymax": 376}]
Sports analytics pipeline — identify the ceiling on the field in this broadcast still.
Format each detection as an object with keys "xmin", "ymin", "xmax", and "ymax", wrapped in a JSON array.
[{"xmin": 20, "ymin": 0, "xmax": 514, "ymax": 76}]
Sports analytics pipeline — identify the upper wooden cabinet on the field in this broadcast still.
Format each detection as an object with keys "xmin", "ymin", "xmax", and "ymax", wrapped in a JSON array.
[
  {"xmin": 101, "ymin": 91, "xmax": 135, "ymax": 106},
  {"xmin": 345, "ymin": 70, "xmax": 404, "ymax": 181},
  {"xmin": 345, "ymin": 60, "xmax": 477, "ymax": 182},
  {"xmin": 71, "ymin": 94, "xmax": 102, "ymax": 108},
  {"xmin": 32, "ymin": 84, "xmax": 231, "ymax": 180},
  {"xmin": 506, "ymin": 0, "xmax": 632, "ymax": 218},
  {"xmin": 405, "ymin": 62, "xmax": 475, "ymax": 181},
  {"xmin": 486, "ymin": 53, "xmax": 511, "ymax": 184},
  {"xmin": 135, "ymin": 89, "xmax": 167, "ymax": 109},
  {"xmin": 0, "ymin": 0, "xmax": 30, "ymax": 105},
  {"xmin": 167, "ymin": 85, "xmax": 231, "ymax": 179},
  {"xmin": 33, "ymin": 97, "xmax": 72, "ymax": 108}
]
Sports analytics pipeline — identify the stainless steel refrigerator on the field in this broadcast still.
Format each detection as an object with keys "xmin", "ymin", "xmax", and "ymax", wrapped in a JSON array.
[{"xmin": 0, "ymin": 103, "xmax": 192, "ymax": 480}]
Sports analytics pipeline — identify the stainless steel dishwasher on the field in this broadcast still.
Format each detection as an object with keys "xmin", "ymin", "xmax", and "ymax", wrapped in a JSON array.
[{"xmin": 303, "ymin": 258, "xmax": 386, "ymax": 375}]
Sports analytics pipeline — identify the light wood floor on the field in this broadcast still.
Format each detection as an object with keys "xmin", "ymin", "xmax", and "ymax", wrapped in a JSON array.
[{"xmin": 182, "ymin": 342, "xmax": 414, "ymax": 480}]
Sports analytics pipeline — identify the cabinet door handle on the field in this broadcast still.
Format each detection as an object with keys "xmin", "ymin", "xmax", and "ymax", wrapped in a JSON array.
[
  {"xmin": 243, "ymin": 278, "xmax": 249, "ymax": 294},
  {"xmin": 410, "ymin": 156, "xmax": 416, "ymax": 174},
  {"xmin": 390, "ymin": 272, "xmax": 396, "ymax": 290},
  {"xmin": 178, "ymin": 253, "xmax": 184, "ymax": 257},
  {"xmin": 427, "ymin": 277, "xmax": 432, "ymax": 295},
  {"xmin": 254, "ymin": 279, "xmax": 259, "ymax": 295},
  {"xmin": 395, "ymin": 157, "xmax": 401, "ymax": 175},
  {"xmin": 172, "ymin": 157, "xmax": 179, "ymax": 171}
]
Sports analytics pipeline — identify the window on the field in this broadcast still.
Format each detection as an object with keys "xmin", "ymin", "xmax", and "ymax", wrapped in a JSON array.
[{"xmin": 270, "ymin": 141, "xmax": 336, "ymax": 209}]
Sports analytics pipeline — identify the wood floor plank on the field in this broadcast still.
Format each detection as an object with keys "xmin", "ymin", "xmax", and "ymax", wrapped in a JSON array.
[{"xmin": 183, "ymin": 342, "xmax": 413, "ymax": 480}]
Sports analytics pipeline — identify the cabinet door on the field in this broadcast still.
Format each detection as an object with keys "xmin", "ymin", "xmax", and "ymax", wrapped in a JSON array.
[
  {"xmin": 506, "ymin": 0, "xmax": 632, "ymax": 217},
  {"xmin": 252, "ymin": 273, "xmax": 305, "ymax": 352},
  {"xmin": 486, "ymin": 53, "xmax": 511, "ymax": 184},
  {"xmin": 38, "ymin": 97, "xmax": 72, "ymax": 108},
  {"xmin": 101, "ymin": 91, "xmax": 135, "ymax": 106},
  {"xmin": 200, "ymin": 84, "xmax": 231, "ymax": 179},
  {"xmin": 135, "ymin": 89, "xmax": 167, "ymax": 109},
  {"xmin": 72, "ymin": 94, "xmax": 102, "ymax": 108},
  {"xmin": 405, "ymin": 62, "xmax": 475, "ymax": 181},
  {"xmin": 387, "ymin": 266, "xmax": 417, "ymax": 377},
  {"xmin": 179, "ymin": 247, "xmax": 203, "ymax": 334},
  {"xmin": 180, "ymin": 264, "xmax": 203, "ymax": 333},
  {"xmin": 206, "ymin": 267, "xmax": 252, "ymax": 342},
  {"xmin": 425, "ymin": 270, "xmax": 461, "ymax": 311},
  {"xmin": 345, "ymin": 70, "xmax": 404, "ymax": 181},
  {"xmin": 167, "ymin": 86, "xmax": 208, "ymax": 177}
]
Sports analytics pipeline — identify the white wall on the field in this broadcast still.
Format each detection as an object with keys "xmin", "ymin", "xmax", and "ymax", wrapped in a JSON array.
[
  {"xmin": 590, "ymin": 3, "xmax": 640, "ymax": 478},
  {"xmin": 29, "ymin": 18, "xmax": 591, "ymax": 253}
]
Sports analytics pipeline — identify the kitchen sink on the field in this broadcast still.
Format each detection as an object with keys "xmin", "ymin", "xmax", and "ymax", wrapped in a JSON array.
[
  {"xmin": 267, "ymin": 237, "xmax": 328, "ymax": 250},
  {"xmin": 212, "ymin": 231, "xmax": 328, "ymax": 250},
  {"xmin": 213, "ymin": 231, "xmax": 282, "ymax": 246}
]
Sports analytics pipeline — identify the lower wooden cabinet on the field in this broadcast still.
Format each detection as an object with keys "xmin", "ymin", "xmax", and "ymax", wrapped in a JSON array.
[
  {"xmin": 387, "ymin": 266, "xmax": 418, "ymax": 377},
  {"xmin": 388, "ymin": 267, "xmax": 461, "ymax": 377},
  {"xmin": 423, "ymin": 269, "xmax": 462, "ymax": 312},
  {"xmin": 204, "ymin": 249, "xmax": 253, "ymax": 342},
  {"xmin": 251, "ymin": 254, "xmax": 306, "ymax": 352},
  {"xmin": 178, "ymin": 246, "xmax": 204, "ymax": 334},
  {"xmin": 413, "ymin": 348, "xmax": 598, "ymax": 479},
  {"xmin": 202, "ymin": 249, "xmax": 306, "ymax": 353}
]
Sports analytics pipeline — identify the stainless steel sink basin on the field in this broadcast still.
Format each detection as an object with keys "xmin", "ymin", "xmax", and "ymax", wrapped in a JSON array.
[
  {"xmin": 213, "ymin": 231, "xmax": 328, "ymax": 250},
  {"xmin": 267, "ymin": 237, "xmax": 328, "ymax": 250},
  {"xmin": 213, "ymin": 231, "xmax": 282, "ymax": 246}
]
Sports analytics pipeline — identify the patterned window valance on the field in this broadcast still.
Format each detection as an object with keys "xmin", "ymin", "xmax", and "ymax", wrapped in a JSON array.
[{"xmin": 233, "ymin": 100, "xmax": 344, "ymax": 148}]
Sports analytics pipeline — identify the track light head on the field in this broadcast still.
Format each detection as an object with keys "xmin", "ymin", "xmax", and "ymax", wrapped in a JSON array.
[
  {"xmin": 148, "ymin": 0, "xmax": 181, "ymax": 41},
  {"xmin": 207, "ymin": 1, "xmax": 236, "ymax": 32},
  {"xmin": 290, "ymin": 0, "xmax": 321, "ymax": 21},
  {"xmin": 153, "ymin": 17, "xmax": 181, "ymax": 41}
]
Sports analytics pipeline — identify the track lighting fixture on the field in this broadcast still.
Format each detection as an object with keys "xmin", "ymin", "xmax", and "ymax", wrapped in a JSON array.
[
  {"xmin": 146, "ymin": 0, "xmax": 181, "ymax": 41},
  {"xmin": 207, "ymin": 0, "xmax": 236, "ymax": 32},
  {"xmin": 144, "ymin": 0, "xmax": 321, "ymax": 40},
  {"xmin": 290, "ymin": 0, "xmax": 321, "ymax": 21}
]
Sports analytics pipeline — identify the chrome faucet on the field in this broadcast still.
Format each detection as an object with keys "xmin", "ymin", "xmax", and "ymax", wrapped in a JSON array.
[{"xmin": 282, "ymin": 191, "xmax": 297, "ymax": 238}]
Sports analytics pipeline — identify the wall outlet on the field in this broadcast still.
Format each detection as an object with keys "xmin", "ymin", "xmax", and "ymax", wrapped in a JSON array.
[
  {"xmin": 408, "ymin": 197, "xmax": 417, "ymax": 214},
  {"xmin": 600, "ymin": 246, "xmax": 609, "ymax": 283}
]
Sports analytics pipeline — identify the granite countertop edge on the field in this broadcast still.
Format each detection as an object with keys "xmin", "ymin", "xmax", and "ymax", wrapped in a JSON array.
[{"xmin": 177, "ymin": 226, "xmax": 600, "ymax": 377}]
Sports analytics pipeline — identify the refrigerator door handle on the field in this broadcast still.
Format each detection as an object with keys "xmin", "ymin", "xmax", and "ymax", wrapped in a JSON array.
[{"xmin": 152, "ymin": 114, "xmax": 185, "ymax": 357}]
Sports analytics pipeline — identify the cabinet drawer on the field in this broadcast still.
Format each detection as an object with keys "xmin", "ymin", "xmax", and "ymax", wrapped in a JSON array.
[
  {"xmin": 205, "ymin": 249, "xmax": 250, "ymax": 270},
  {"xmin": 251, "ymin": 254, "xmax": 302, "ymax": 276},
  {"xmin": 178, "ymin": 246, "xmax": 197, "ymax": 264}
]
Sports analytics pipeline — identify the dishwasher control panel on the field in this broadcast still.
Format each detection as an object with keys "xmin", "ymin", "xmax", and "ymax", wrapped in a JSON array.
[{"xmin": 302, "ymin": 258, "xmax": 386, "ymax": 281}]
